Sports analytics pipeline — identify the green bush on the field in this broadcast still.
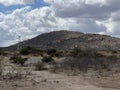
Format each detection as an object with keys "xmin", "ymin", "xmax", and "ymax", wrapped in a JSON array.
[
  {"xmin": 111, "ymin": 50, "xmax": 118, "ymax": 54},
  {"xmin": 47, "ymin": 49, "xmax": 57, "ymax": 54},
  {"xmin": 0, "ymin": 49, "xmax": 5, "ymax": 55},
  {"xmin": 42, "ymin": 57, "xmax": 54, "ymax": 63},
  {"xmin": 0, "ymin": 49, "xmax": 2, "ymax": 55},
  {"xmin": 20, "ymin": 46, "xmax": 43, "ymax": 55},
  {"xmin": 10, "ymin": 55, "xmax": 27, "ymax": 66},
  {"xmin": 20, "ymin": 46, "xmax": 33, "ymax": 55},
  {"xmin": 91, "ymin": 51, "xmax": 104, "ymax": 58},
  {"xmin": 47, "ymin": 49, "xmax": 61, "ymax": 57},
  {"xmin": 71, "ymin": 47, "xmax": 89, "ymax": 57}
]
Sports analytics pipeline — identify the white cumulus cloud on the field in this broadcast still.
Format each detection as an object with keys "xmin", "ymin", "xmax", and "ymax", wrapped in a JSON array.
[
  {"xmin": 1, "ymin": 0, "xmax": 120, "ymax": 46},
  {"xmin": 0, "ymin": 0, "xmax": 34, "ymax": 6}
]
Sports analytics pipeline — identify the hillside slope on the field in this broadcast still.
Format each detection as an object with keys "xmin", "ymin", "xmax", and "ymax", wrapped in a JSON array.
[{"xmin": 5, "ymin": 30, "xmax": 120, "ymax": 51}]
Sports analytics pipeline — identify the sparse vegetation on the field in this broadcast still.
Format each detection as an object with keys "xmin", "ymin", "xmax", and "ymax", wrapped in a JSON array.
[
  {"xmin": 42, "ymin": 56, "xmax": 54, "ymax": 63},
  {"xmin": 47, "ymin": 49, "xmax": 57, "ymax": 55},
  {"xmin": 111, "ymin": 50, "xmax": 118, "ymax": 54},
  {"xmin": 71, "ymin": 47, "xmax": 103, "ymax": 57},
  {"xmin": 1, "ymin": 65, "xmax": 31, "ymax": 80},
  {"xmin": 20, "ymin": 46, "xmax": 43, "ymax": 55},
  {"xmin": 52, "ymin": 55, "xmax": 118, "ymax": 73},
  {"xmin": 0, "ymin": 49, "xmax": 7, "ymax": 56},
  {"xmin": 91, "ymin": 51, "xmax": 104, "ymax": 58},
  {"xmin": 47, "ymin": 49, "xmax": 61, "ymax": 57},
  {"xmin": 0, "ymin": 49, "xmax": 3, "ymax": 55},
  {"xmin": 35, "ymin": 62, "xmax": 46, "ymax": 70},
  {"xmin": 10, "ymin": 55, "xmax": 27, "ymax": 66},
  {"xmin": 71, "ymin": 47, "xmax": 84, "ymax": 56}
]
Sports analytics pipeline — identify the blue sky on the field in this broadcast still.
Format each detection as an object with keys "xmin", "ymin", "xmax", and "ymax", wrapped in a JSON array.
[
  {"xmin": 0, "ymin": 0, "xmax": 49, "ymax": 13},
  {"xmin": 0, "ymin": 0, "xmax": 120, "ymax": 47}
]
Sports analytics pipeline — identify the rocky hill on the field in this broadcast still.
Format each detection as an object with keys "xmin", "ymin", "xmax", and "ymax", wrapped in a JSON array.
[{"xmin": 4, "ymin": 30, "xmax": 120, "ymax": 51}]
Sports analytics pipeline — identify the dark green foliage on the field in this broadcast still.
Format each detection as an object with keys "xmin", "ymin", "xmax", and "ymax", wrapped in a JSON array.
[
  {"xmin": 90, "ymin": 51, "xmax": 104, "ymax": 58},
  {"xmin": 0, "ymin": 49, "xmax": 8, "ymax": 56},
  {"xmin": 42, "ymin": 57, "xmax": 54, "ymax": 63},
  {"xmin": 47, "ymin": 49, "xmax": 57, "ymax": 54},
  {"xmin": 71, "ymin": 47, "xmax": 87, "ymax": 56},
  {"xmin": 47, "ymin": 49, "xmax": 61, "ymax": 57},
  {"xmin": 10, "ymin": 55, "xmax": 27, "ymax": 66},
  {"xmin": 20, "ymin": 46, "xmax": 43, "ymax": 55},
  {"xmin": 0, "ymin": 49, "xmax": 2, "ymax": 55},
  {"xmin": 20, "ymin": 46, "xmax": 33, "ymax": 55},
  {"xmin": 111, "ymin": 50, "xmax": 118, "ymax": 54}
]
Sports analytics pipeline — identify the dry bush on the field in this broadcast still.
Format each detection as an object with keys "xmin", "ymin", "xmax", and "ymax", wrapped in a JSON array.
[
  {"xmin": 35, "ymin": 62, "xmax": 46, "ymax": 70},
  {"xmin": 0, "ymin": 65, "xmax": 31, "ymax": 80},
  {"xmin": 51, "ymin": 55, "xmax": 118, "ymax": 74},
  {"xmin": 70, "ymin": 47, "xmax": 104, "ymax": 58}
]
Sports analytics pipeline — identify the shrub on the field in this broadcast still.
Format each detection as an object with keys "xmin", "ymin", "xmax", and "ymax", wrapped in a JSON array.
[
  {"xmin": 91, "ymin": 51, "xmax": 104, "ymax": 58},
  {"xmin": 0, "ymin": 49, "xmax": 6, "ymax": 55},
  {"xmin": 0, "ymin": 49, "xmax": 3, "ymax": 55},
  {"xmin": 47, "ymin": 49, "xmax": 61, "ymax": 57},
  {"xmin": 71, "ymin": 47, "xmax": 85, "ymax": 56},
  {"xmin": 0, "ymin": 65, "xmax": 31, "ymax": 80},
  {"xmin": 71, "ymin": 47, "xmax": 104, "ymax": 58},
  {"xmin": 10, "ymin": 55, "xmax": 27, "ymax": 66},
  {"xmin": 57, "ymin": 57, "xmax": 90, "ymax": 72},
  {"xmin": 47, "ymin": 49, "xmax": 57, "ymax": 54},
  {"xmin": 20, "ymin": 46, "xmax": 42, "ymax": 55},
  {"xmin": 42, "ymin": 57, "xmax": 54, "ymax": 63},
  {"xmin": 111, "ymin": 50, "xmax": 118, "ymax": 54},
  {"xmin": 35, "ymin": 62, "xmax": 46, "ymax": 70},
  {"xmin": 20, "ymin": 46, "xmax": 33, "ymax": 55},
  {"xmin": 52, "ymin": 55, "xmax": 118, "ymax": 74}
]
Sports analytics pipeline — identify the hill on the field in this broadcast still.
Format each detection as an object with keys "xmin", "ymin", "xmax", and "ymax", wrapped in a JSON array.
[{"xmin": 4, "ymin": 30, "xmax": 120, "ymax": 51}]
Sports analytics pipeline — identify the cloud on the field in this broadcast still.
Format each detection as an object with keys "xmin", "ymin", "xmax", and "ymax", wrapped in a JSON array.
[
  {"xmin": 44, "ymin": 0, "xmax": 120, "ymax": 20},
  {"xmin": 0, "ymin": 0, "xmax": 34, "ymax": 6},
  {"xmin": 1, "ymin": 0, "xmax": 120, "ymax": 46},
  {"xmin": 43, "ymin": 0, "xmax": 120, "ymax": 35},
  {"xmin": 0, "ymin": 6, "xmax": 58, "ymax": 46}
]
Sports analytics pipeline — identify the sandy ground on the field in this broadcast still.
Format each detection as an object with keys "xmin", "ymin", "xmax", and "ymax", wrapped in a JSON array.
[
  {"xmin": 1, "ymin": 70, "xmax": 120, "ymax": 90},
  {"xmin": 0, "ymin": 56, "xmax": 120, "ymax": 90}
]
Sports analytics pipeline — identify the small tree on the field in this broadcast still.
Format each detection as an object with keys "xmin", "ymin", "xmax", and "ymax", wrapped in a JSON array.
[
  {"xmin": 71, "ymin": 47, "xmax": 89, "ymax": 57},
  {"xmin": 20, "ymin": 46, "xmax": 43, "ymax": 55},
  {"xmin": 10, "ymin": 55, "xmax": 27, "ymax": 66},
  {"xmin": 20, "ymin": 46, "xmax": 33, "ymax": 55},
  {"xmin": 47, "ymin": 49, "xmax": 61, "ymax": 57},
  {"xmin": 42, "ymin": 57, "xmax": 54, "ymax": 63}
]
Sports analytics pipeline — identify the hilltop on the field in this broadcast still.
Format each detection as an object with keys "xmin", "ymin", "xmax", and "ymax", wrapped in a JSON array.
[{"xmin": 4, "ymin": 30, "xmax": 120, "ymax": 51}]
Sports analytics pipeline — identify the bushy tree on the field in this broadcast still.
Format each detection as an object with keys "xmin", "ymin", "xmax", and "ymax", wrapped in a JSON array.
[
  {"xmin": 10, "ymin": 55, "xmax": 27, "ymax": 66},
  {"xmin": 20, "ymin": 46, "xmax": 43, "ymax": 55},
  {"xmin": 42, "ymin": 56, "xmax": 54, "ymax": 63}
]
